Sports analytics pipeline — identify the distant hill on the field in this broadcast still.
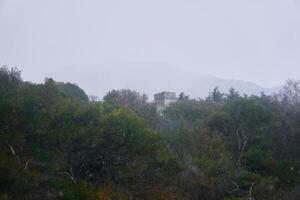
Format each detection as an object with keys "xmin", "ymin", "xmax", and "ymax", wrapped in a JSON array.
[{"xmin": 48, "ymin": 61, "xmax": 280, "ymax": 100}]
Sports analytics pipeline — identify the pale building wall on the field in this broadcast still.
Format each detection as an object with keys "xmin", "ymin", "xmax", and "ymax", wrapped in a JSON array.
[{"xmin": 154, "ymin": 91, "xmax": 177, "ymax": 113}]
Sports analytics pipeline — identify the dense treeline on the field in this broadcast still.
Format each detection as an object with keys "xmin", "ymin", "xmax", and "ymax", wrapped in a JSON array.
[{"xmin": 0, "ymin": 66, "xmax": 299, "ymax": 200}]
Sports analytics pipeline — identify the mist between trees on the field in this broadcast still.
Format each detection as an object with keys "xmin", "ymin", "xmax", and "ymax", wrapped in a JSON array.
[{"xmin": 0, "ymin": 66, "xmax": 300, "ymax": 200}]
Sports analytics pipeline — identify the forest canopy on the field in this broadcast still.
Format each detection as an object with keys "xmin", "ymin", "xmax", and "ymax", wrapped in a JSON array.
[{"xmin": 0, "ymin": 66, "xmax": 299, "ymax": 200}]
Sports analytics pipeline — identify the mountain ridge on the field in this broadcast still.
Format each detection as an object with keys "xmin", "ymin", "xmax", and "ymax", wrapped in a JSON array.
[{"xmin": 47, "ymin": 62, "xmax": 280, "ymax": 100}]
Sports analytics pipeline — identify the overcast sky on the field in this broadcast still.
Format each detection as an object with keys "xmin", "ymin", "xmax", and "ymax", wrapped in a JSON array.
[{"xmin": 0, "ymin": 0, "xmax": 300, "ymax": 87}]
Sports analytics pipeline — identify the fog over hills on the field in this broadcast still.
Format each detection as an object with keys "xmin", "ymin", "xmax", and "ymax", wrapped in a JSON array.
[{"xmin": 49, "ymin": 62, "xmax": 280, "ymax": 100}]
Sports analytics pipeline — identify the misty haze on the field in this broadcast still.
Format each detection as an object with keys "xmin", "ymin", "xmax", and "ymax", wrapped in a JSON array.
[{"xmin": 1, "ymin": 1, "xmax": 300, "ymax": 200}]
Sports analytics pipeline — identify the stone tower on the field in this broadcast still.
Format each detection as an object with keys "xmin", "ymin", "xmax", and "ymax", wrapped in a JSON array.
[{"xmin": 154, "ymin": 91, "xmax": 177, "ymax": 113}]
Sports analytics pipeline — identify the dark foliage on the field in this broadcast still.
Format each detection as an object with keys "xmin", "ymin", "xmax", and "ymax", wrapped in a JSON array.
[{"xmin": 0, "ymin": 66, "xmax": 299, "ymax": 199}]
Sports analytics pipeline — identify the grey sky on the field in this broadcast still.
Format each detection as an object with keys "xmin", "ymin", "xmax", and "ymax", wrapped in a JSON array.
[{"xmin": 0, "ymin": 0, "xmax": 300, "ymax": 87}]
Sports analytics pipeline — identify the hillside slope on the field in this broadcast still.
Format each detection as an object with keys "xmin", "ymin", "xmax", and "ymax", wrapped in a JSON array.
[{"xmin": 48, "ymin": 62, "xmax": 279, "ymax": 99}]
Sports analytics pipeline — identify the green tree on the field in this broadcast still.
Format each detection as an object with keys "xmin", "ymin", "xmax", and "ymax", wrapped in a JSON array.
[
  {"xmin": 223, "ymin": 98, "xmax": 272, "ymax": 168},
  {"xmin": 56, "ymin": 82, "xmax": 89, "ymax": 103},
  {"xmin": 207, "ymin": 87, "xmax": 225, "ymax": 104}
]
